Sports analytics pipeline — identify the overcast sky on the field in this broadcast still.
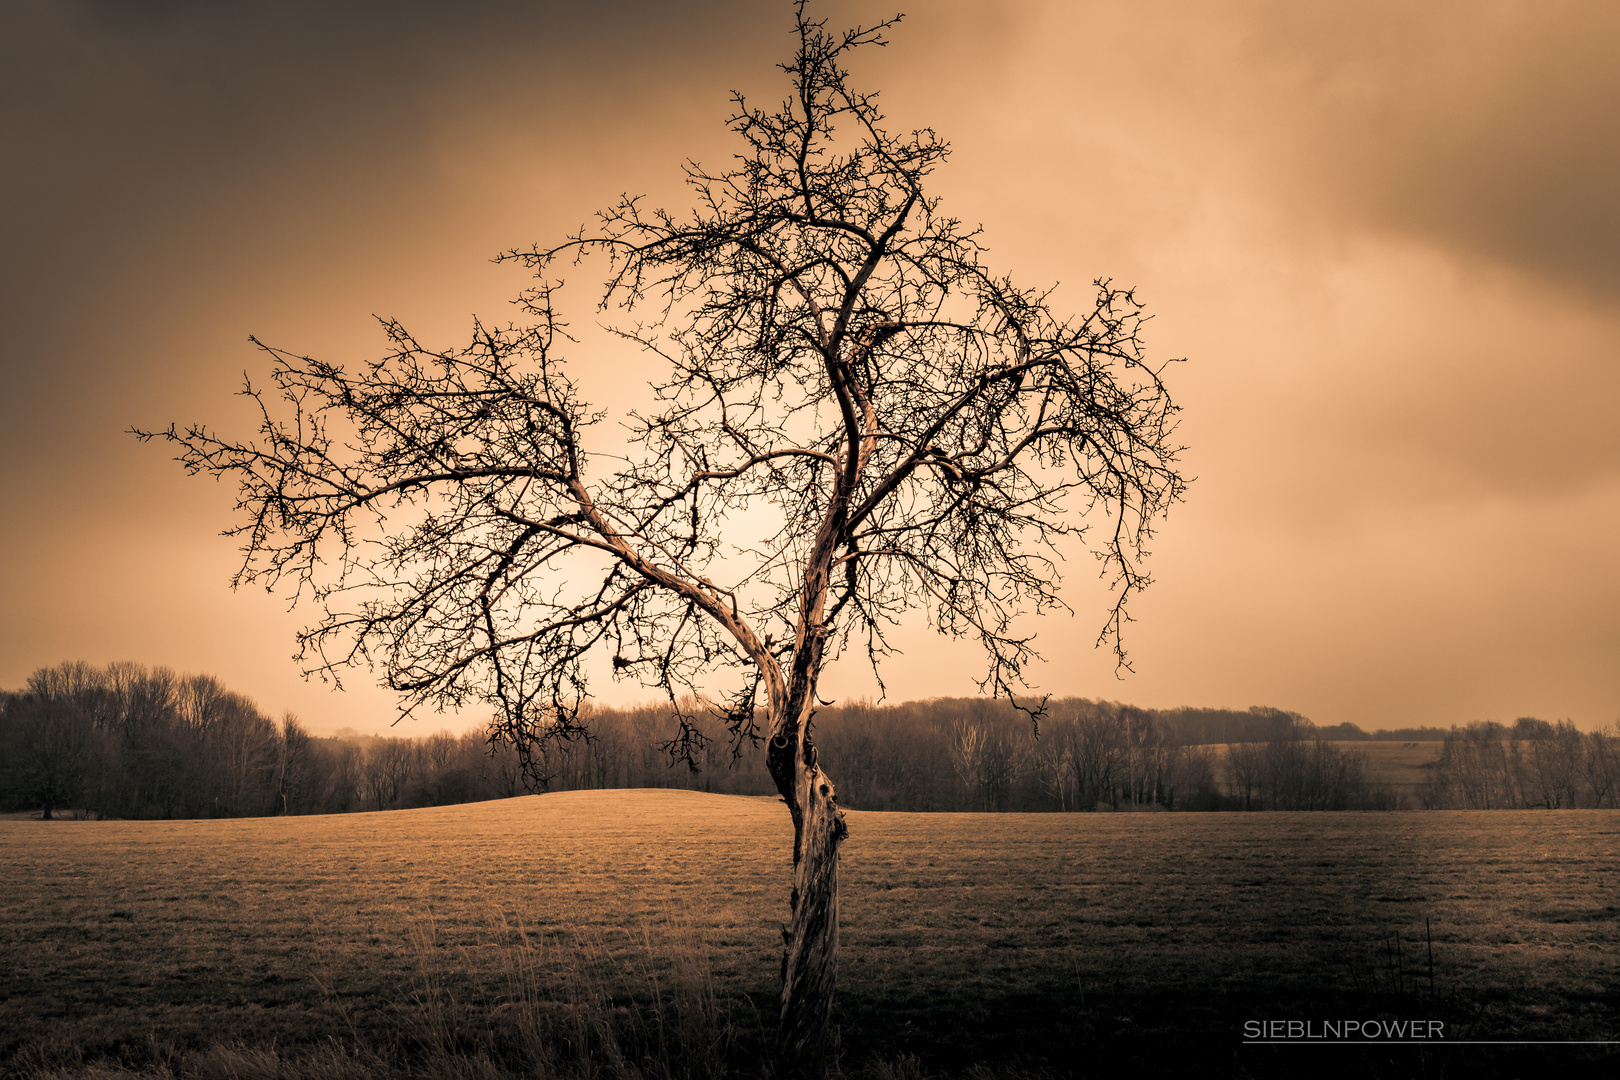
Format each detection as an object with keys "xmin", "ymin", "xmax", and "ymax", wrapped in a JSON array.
[{"xmin": 3, "ymin": 0, "xmax": 1616, "ymax": 735}]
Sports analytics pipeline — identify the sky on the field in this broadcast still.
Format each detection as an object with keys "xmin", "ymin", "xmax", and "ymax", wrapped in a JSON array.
[{"xmin": 2, "ymin": 0, "xmax": 1616, "ymax": 736}]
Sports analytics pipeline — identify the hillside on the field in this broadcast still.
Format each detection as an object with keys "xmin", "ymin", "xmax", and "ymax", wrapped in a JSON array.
[
  {"xmin": 1338, "ymin": 739, "xmax": 1443, "ymax": 798},
  {"xmin": 1206, "ymin": 740, "xmax": 1443, "ymax": 806}
]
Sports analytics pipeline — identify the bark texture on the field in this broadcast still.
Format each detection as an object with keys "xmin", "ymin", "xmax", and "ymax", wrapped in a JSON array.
[{"xmin": 768, "ymin": 716, "xmax": 848, "ymax": 1074}]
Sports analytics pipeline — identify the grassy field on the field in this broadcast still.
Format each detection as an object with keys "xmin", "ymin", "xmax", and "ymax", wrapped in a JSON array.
[{"xmin": 2, "ymin": 791, "xmax": 1617, "ymax": 1078}]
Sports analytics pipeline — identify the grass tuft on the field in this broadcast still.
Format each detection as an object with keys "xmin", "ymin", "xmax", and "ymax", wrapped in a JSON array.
[{"xmin": 398, "ymin": 909, "xmax": 752, "ymax": 1080}]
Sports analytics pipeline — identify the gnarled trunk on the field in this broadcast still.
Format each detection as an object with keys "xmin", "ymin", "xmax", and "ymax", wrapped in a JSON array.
[{"xmin": 767, "ymin": 716, "xmax": 848, "ymax": 1075}]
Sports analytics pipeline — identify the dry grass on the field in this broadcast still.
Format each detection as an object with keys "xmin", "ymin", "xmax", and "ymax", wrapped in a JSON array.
[
  {"xmin": 0, "ymin": 792, "xmax": 788, "ymax": 1067},
  {"xmin": 2, "ymin": 791, "xmax": 1618, "ymax": 1078}
]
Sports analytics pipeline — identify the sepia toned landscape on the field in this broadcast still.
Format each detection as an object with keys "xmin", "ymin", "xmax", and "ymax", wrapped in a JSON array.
[
  {"xmin": 4, "ymin": 1, "xmax": 1619, "ymax": 1077},
  {"xmin": 4, "ymin": 792, "xmax": 1619, "ymax": 1077},
  {"xmin": 8, "ymin": 669, "xmax": 1618, "ymax": 1076}
]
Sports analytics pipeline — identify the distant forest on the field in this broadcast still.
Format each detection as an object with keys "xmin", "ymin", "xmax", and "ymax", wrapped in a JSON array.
[{"xmin": 2, "ymin": 661, "xmax": 1615, "ymax": 819}]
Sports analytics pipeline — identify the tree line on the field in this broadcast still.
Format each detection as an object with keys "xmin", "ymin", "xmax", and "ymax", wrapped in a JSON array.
[
  {"xmin": 6, "ymin": 660, "xmax": 1614, "ymax": 819},
  {"xmin": 0, "ymin": 661, "xmax": 1376, "ymax": 817},
  {"xmin": 0, "ymin": 661, "xmax": 765, "ymax": 820},
  {"xmin": 813, "ymin": 698, "xmax": 1401, "ymax": 811},
  {"xmin": 1416, "ymin": 718, "xmax": 1620, "ymax": 809}
]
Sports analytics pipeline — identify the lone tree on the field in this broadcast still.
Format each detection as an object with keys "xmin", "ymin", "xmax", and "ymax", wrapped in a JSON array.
[{"xmin": 139, "ymin": 4, "xmax": 1185, "ymax": 1068}]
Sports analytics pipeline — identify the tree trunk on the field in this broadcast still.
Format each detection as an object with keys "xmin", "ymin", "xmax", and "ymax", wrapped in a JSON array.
[{"xmin": 767, "ymin": 723, "xmax": 848, "ymax": 1076}]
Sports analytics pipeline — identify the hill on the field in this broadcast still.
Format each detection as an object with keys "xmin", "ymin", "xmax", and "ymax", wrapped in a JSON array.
[
  {"xmin": 1205, "ymin": 740, "xmax": 1443, "ymax": 806},
  {"xmin": 1335, "ymin": 739, "xmax": 1442, "ymax": 797}
]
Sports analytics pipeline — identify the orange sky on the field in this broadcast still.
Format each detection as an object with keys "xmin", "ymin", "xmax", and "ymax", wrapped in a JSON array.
[{"xmin": 3, "ymin": 0, "xmax": 1616, "ymax": 735}]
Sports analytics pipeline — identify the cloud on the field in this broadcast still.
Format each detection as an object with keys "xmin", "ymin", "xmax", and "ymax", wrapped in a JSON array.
[
  {"xmin": 1194, "ymin": 1, "xmax": 1620, "ymax": 303},
  {"xmin": 2, "ymin": 0, "xmax": 1614, "ymax": 730}
]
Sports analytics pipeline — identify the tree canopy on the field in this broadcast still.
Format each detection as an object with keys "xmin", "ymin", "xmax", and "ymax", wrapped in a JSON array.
[
  {"xmin": 146, "ymin": 8, "xmax": 1182, "ymax": 755},
  {"xmin": 139, "ymin": 3, "xmax": 1187, "ymax": 1067}
]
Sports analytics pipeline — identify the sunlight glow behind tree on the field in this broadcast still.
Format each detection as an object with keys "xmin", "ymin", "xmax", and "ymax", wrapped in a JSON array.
[{"xmin": 137, "ymin": 4, "xmax": 1187, "ymax": 1068}]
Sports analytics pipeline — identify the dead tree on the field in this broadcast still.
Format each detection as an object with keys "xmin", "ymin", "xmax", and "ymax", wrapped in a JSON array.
[{"xmin": 136, "ymin": 3, "xmax": 1186, "ymax": 1070}]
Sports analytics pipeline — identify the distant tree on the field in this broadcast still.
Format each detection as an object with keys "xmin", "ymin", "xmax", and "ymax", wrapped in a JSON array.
[
  {"xmin": 0, "ymin": 660, "xmax": 298, "ymax": 820},
  {"xmin": 1164, "ymin": 741, "xmax": 1219, "ymax": 810},
  {"xmin": 420, "ymin": 729, "xmax": 458, "ymax": 772},
  {"xmin": 1368, "ymin": 725, "xmax": 1454, "ymax": 742},
  {"xmin": 1417, "ymin": 718, "xmax": 1618, "ymax": 810},
  {"xmin": 1224, "ymin": 740, "xmax": 1264, "ymax": 811},
  {"xmin": 1580, "ymin": 724, "xmax": 1618, "ymax": 808},
  {"xmin": 1512, "ymin": 719, "xmax": 1580, "ymax": 809},
  {"xmin": 2, "ymin": 663, "xmax": 103, "ymax": 819},
  {"xmin": 1420, "ymin": 721, "xmax": 1511, "ymax": 809},
  {"xmin": 1510, "ymin": 716, "xmax": 1555, "ymax": 741},
  {"xmin": 174, "ymin": 674, "xmax": 280, "ymax": 816},
  {"xmin": 477, "ymin": 734, "xmax": 526, "ymax": 801},
  {"xmin": 946, "ymin": 711, "xmax": 985, "ymax": 806},
  {"xmin": 101, "ymin": 662, "xmax": 182, "ymax": 818},
  {"xmin": 1072, "ymin": 701, "xmax": 1128, "ymax": 810},
  {"xmin": 1117, "ymin": 705, "xmax": 1165, "ymax": 808},
  {"xmin": 276, "ymin": 714, "xmax": 314, "ymax": 814},
  {"xmin": 136, "ymin": 5, "xmax": 1185, "ymax": 1066},
  {"xmin": 1031, "ymin": 708, "xmax": 1080, "ymax": 811},
  {"xmin": 323, "ymin": 738, "xmax": 365, "ymax": 812},
  {"xmin": 359, "ymin": 738, "xmax": 416, "ymax": 811}
]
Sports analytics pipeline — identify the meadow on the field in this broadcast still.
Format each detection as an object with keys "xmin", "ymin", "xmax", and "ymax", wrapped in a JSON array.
[{"xmin": 2, "ymin": 791, "xmax": 1617, "ymax": 1078}]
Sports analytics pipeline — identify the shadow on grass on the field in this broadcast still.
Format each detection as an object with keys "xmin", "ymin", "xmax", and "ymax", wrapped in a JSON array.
[{"xmin": 7, "ymin": 918, "xmax": 1618, "ymax": 1080}]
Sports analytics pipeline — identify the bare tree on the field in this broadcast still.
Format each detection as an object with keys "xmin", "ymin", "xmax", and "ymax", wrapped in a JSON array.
[
  {"xmin": 1032, "ymin": 712, "xmax": 1079, "ymax": 811},
  {"xmin": 420, "ymin": 729, "xmax": 458, "ymax": 772},
  {"xmin": 1073, "ymin": 701, "xmax": 1128, "ymax": 810},
  {"xmin": 1225, "ymin": 740, "xmax": 1265, "ymax": 811},
  {"xmin": 359, "ymin": 738, "xmax": 416, "ymax": 812},
  {"xmin": 135, "ymin": 4, "xmax": 1184, "ymax": 1067},
  {"xmin": 946, "ymin": 713, "xmax": 985, "ymax": 804},
  {"xmin": 276, "ymin": 714, "xmax": 313, "ymax": 815},
  {"xmin": 1581, "ymin": 724, "xmax": 1618, "ymax": 808},
  {"xmin": 4, "ymin": 662, "xmax": 103, "ymax": 819}
]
